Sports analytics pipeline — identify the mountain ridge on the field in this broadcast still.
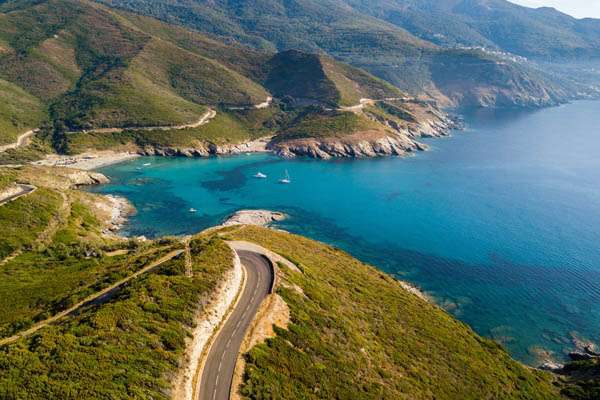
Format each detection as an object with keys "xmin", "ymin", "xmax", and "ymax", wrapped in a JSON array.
[{"xmin": 94, "ymin": 0, "xmax": 599, "ymax": 109}]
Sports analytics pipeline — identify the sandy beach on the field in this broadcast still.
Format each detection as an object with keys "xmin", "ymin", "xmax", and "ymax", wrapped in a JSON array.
[{"xmin": 33, "ymin": 151, "xmax": 140, "ymax": 170}]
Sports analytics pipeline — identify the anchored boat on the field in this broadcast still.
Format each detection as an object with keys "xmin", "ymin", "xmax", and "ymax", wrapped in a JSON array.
[{"xmin": 279, "ymin": 170, "xmax": 291, "ymax": 184}]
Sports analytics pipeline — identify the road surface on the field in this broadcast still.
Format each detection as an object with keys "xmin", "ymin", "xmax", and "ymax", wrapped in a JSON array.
[
  {"xmin": 198, "ymin": 251, "xmax": 273, "ymax": 400},
  {"xmin": 0, "ymin": 184, "xmax": 36, "ymax": 206}
]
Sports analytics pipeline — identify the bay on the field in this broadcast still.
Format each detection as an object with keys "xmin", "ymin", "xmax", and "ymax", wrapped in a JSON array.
[{"xmin": 91, "ymin": 101, "xmax": 600, "ymax": 364}]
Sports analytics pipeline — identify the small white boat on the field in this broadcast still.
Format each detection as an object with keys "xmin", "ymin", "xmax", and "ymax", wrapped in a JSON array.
[
  {"xmin": 143, "ymin": 163, "xmax": 151, "ymax": 166},
  {"xmin": 254, "ymin": 172, "xmax": 267, "ymax": 179},
  {"xmin": 278, "ymin": 169, "xmax": 291, "ymax": 184},
  {"xmin": 189, "ymin": 208, "xmax": 197, "ymax": 213}
]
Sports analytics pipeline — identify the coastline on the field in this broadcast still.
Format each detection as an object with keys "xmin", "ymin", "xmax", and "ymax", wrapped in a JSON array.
[{"xmin": 33, "ymin": 151, "xmax": 140, "ymax": 171}]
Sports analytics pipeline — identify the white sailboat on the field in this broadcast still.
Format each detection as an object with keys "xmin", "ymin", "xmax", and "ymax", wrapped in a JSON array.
[
  {"xmin": 254, "ymin": 172, "xmax": 267, "ymax": 179},
  {"xmin": 279, "ymin": 169, "xmax": 291, "ymax": 184},
  {"xmin": 189, "ymin": 208, "xmax": 197, "ymax": 213}
]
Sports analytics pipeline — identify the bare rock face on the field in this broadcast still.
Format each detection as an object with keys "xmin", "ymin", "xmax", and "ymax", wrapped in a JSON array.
[
  {"xmin": 64, "ymin": 170, "xmax": 110, "ymax": 187},
  {"xmin": 270, "ymin": 100, "xmax": 459, "ymax": 159},
  {"xmin": 138, "ymin": 137, "xmax": 271, "ymax": 158},
  {"xmin": 269, "ymin": 135, "xmax": 422, "ymax": 159},
  {"xmin": 223, "ymin": 210, "xmax": 287, "ymax": 227}
]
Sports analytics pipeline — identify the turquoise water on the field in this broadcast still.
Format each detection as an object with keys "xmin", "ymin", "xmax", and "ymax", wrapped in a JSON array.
[{"xmin": 91, "ymin": 101, "xmax": 600, "ymax": 364}]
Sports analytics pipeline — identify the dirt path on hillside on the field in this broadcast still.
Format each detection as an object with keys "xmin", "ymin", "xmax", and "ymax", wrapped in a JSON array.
[
  {"xmin": 338, "ymin": 97, "xmax": 410, "ymax": 113},
  {"xmin": 0, "ymin": 184, "xmax": 36, "ymax": 206},
  {"xmin": 65, "ymin": 109, "xmax": 217, "ymax": 135},
  {"xmin": 0, "ymin": 248, "xmax": 183, "ymax": 346},
  {"xmin": 0, "ymin": 190, "xmax": 70, "ymax": 266},
  {"xmin": 0, "ymin": 129, "xmax": 40, "ymax": 153}
]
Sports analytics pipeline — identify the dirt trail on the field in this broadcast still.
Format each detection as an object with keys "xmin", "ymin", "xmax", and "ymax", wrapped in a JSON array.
[
  {"xmin": 0, "ymin": 129, "xmax": 39, "ymax": 153},
  {"xmin": 0, "ymin": 190, "xmax": 69, "ymax": 266},
  {"xmin": 66, "ymin": 109, "xmax": 217, "ymax": 135},
  {"xmin": 338, "ymin": 97, "xmax": 410, "ymax": 113},
  {"xmin": 184, "ymin": 237, "xmax": 193, "ymax": 278},
  {"xmin": 0, "ymin": 248, "xmax": 183, "ymax": 346},
  {"xmin": 0, "ymin": 184, "xmax": 36, "ymax": 206}
]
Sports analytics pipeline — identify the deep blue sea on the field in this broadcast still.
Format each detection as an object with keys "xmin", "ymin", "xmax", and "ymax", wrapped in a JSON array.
[{"xmin": 91, "ymin": 101, "xmax": 600, "ymax": 364}]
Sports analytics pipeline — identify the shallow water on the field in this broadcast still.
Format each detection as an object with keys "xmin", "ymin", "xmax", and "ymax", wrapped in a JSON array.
[{"xmin": 91, "ymin": 101, "xmax": 600, "ymax": 364}]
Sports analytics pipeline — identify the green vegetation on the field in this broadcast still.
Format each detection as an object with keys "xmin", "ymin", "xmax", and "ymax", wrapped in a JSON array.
[
  {"xmin": 345, "ymin": 0, "xmax": 600, "ymax": 61},
  {"xmin": 275, "ymin": 108, "xmax": 383, "ymax": 141},
  {"xmin": 0, "ymin": 165, "xmax": 235, "ymax": 398},
  {"xmin": 0, "ymin": 236, "xmax": 233, "ymax": 399},
  {"xmin": 65, "ymin": 107, "xmax": 282, "ymax": 153},
  {"xmin": 224, "ymin": 226, "xmax": 561, "ymax": 399},
  {"xmin": 0, "ymin": 0, "xmax": 416, "ymax": 158},
  {"xmin": 0, "ymin": 187, "xmax": 62, "ymax": 259},
  {"xmin": 265, "ymin": 50, "xmax": 402, "ymax": 107},
  {"xmin": 560, "ymin": 359, "xmax": 600, "ymax": 400},
  {"xmin": 0, "ymin": 79, "xmax": 46, "ymax": 145},
  {"xmin": 0, "ymin": 137, "xmax": 55, "ymax": 165},
  {"xmin": 95, "ymin": 0, "xmax": 585, "ymax": 108}
]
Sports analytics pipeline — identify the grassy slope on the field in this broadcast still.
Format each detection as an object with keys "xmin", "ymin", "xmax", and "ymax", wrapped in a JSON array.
[
  {"xmin": 0, "ymin": 79, "xmax": 46, "ymax": 145},
  {"xmin": 0, "ymin": 236, "xmax": 233, "ymax": 399},
  {"xmin": 274, "ymin": 108, "xmax": 385, "ymax": 142},
  {"xmin": 224, "ymin": 226, "xmax": 560, "ymax": 399},
  {"xmin": 319, "ymin": 55, "xmax": 403, "ymax": 106},
  {"xmin": 0, "ymin": 187, "xmax": 62, "ymax": 259},
  {"xmin": 0, "ymin": 167, "xmax": 176, "ymax": 338},
  {"xmin": 0, "ymin": 0, "xmax": 270, "ymax": 135},
  {"xmin": 265, "ymin": 50, "xmax": 402, "ymax": 107},
  {"xmin": 66, "ymin": 107, "xmax": 282, "ymax": 153},
  {"xmin": 94, "ymin": 0, "xmax": 577, "ymax": 107},
  {"xmin": 0, "ymin": 0, "xmax": 424, "ymax": 157},
  {"xmin": 0, "ymin": 166, "xmax": 235, "ymax": 399}
]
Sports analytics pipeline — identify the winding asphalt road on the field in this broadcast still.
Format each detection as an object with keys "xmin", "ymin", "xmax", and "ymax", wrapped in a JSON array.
[{"xmin": 198, "ymin": 251, "xmax": 273, "ymax": 400}]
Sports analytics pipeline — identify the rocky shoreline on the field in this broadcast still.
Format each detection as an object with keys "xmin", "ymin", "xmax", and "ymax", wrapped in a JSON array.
[
  {"xmin": 138, "ymin": 137, "xmax": 271, "ymax": 158},
  {"xmin": 223, "ymin": 210, "xmax": 287, "ymax": 227}
]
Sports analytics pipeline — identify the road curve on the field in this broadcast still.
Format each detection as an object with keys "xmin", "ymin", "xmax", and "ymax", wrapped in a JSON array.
[{"xmin": 198, "ymin": 251, "xmax": 273, "ymax": 400}]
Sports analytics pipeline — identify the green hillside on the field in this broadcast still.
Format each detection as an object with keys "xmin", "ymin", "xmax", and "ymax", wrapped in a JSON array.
[
  {"xmin": 0, "ymin": 165, "xmax": 234, "ymax": 399},
  {"xmin": 94, "ymin": 0, "xmax": 584, "ymax": 108},
  {"xmin": 0, "ymin": 0, "xmax": 270, "ymax": 134},
  {"xmin": 223, "ymin": 225, "xmax": 561, "ymax": 399},
  {"xmin": 345, "ymin": 0, "xmax": 600, "ymax": 61},
  {"xmin": 0, "ymin": 166, "xmax": 593, "ymax": 398},
  {"xmin": 0, "ymin": 79, "xmax": 46, "ymax": 145},
  {"xmin": 265, "ymin": 50, "xmax": 402, "ymax": 107},
  {"xmin": 0, "ymin": 0, "xmax": 420, "ymax": 158}
]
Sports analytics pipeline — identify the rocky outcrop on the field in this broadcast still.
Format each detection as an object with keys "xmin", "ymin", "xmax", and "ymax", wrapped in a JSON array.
[
  {"xmin": 269, "ymin": 134, "xmax": 425, "ymax": 159},
  {"xmin": 223, "ymin": 210, "xmax": 287, "ymax": 227},
  {"xmin": 269, "ymin": 99, "xmax": 459, "ymax": 159},
  {"xmin": 138, "ymin": 137, "xmax": 271, "ymax": 158},
  {"xmin": 64, "ymin": 170, "xmax": 110, "ymax": 187},
  {"xmin": 539, "ymin": 361, "xmax": 564, "ymax": 372}
]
